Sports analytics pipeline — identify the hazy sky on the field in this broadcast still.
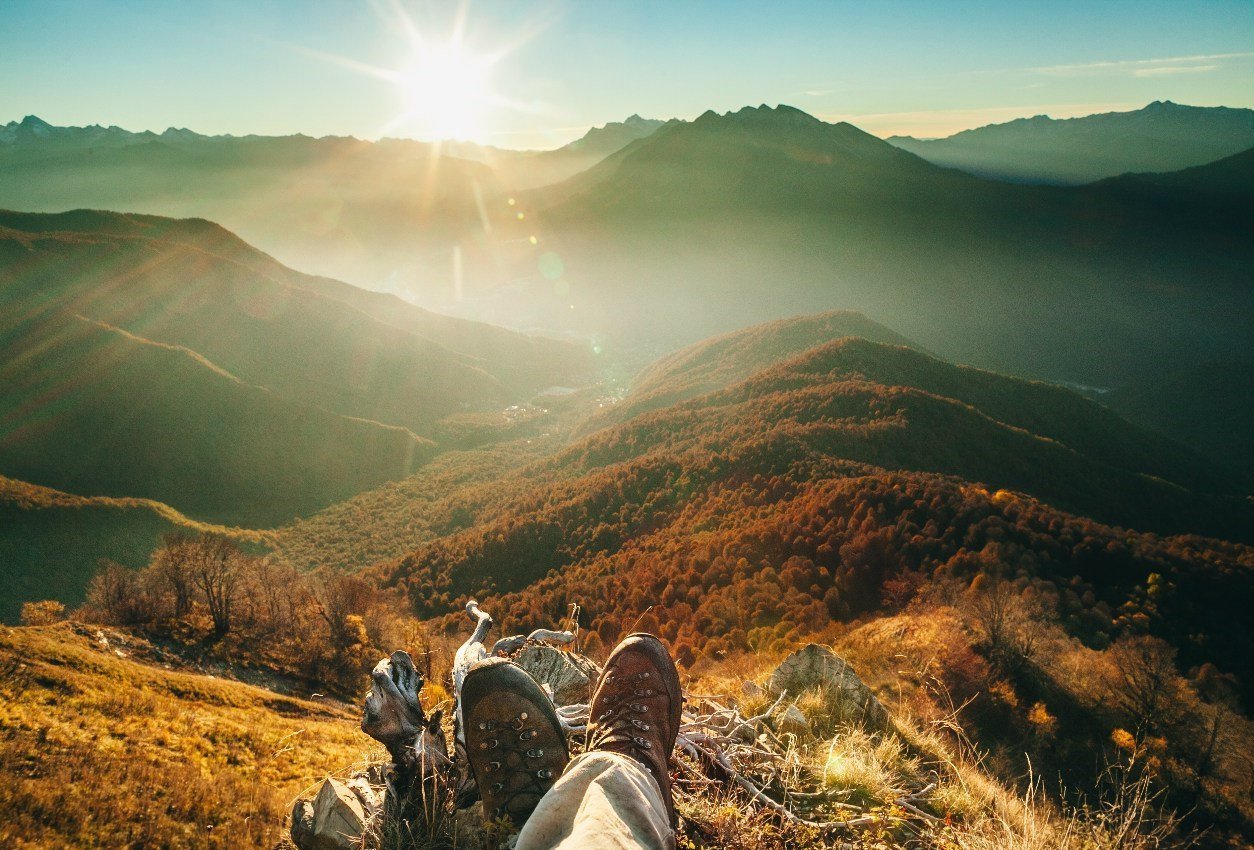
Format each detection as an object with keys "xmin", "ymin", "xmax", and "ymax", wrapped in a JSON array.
[{"xmin": 2, "ymin": 0, "xmax": 1252, "ymax": 146}]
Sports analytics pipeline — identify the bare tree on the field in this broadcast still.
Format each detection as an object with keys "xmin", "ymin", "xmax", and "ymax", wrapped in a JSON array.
[
  {"xmin": 1108, "ymin": 634, "xmax": 1180, "ymax": 736},
  {"xmin": 189, "ymin": 535, "xmax": 242, "ymax": 638},
  {"xmin": 86, "ymin": 559, "xmax": 146, "ymax": 625},
  {"xmin": 966, "ymin": 574, "xmax": 1042, "ymax": 675},
  {"xmin": 151, "ymin": 533, "xmax": 196, "ymax": 617}
]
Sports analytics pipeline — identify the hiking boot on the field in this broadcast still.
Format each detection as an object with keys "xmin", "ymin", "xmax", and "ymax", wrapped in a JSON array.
[
  {"xmin": 461, "ymin": 658, "xmax": 569, "ymax": 830},
  {"xmin": 586, "ymin": 633, "xmax": 683, "ymax": 828}
]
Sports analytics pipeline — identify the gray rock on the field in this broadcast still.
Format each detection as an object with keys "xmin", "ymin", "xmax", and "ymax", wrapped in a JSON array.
[
  {"xmin": 514, "ymin": 644, "xmax": 601, "ymax": 706},
  {"xmin": 346, "ymin": 772, "xmax": 382, "ymax": 817},
  {"xmin": 742, "ymin": 679, "xmax": 767, "ymax": 700},
  {"xmin": 290, "ymin": 799, "xmax": 316, "ymax": 849},
  {"xmin": 767, "ymin": 644, "xmax": 891, "ymax": 731},
  {"xmin": 292, "ymin": 777, "xmax": 368, "ymax": 850},
  {"xmin": 777, "ymin": 703, "xmax": 810, "ymax": 735}
]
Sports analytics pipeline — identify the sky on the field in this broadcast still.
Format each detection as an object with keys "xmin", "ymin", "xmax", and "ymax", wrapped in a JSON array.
[{"xmin": 1, "ymin": 0, "xmax": 1252, "ymax": 147}]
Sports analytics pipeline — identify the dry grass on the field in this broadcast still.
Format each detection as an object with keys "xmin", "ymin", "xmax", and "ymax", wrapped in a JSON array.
[{"xmin": 0, "ymin": 623, "xmax": 379, "ymax": 849}]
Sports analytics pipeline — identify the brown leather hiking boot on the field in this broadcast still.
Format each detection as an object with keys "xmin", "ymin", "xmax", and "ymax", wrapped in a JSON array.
[
  {"xmin": 461, "ymin": 658, "xmax": 570, "ymax": 830},
  {"xmin": 586, "ymin": 633, "xmax": 683, "ymax": 829}
]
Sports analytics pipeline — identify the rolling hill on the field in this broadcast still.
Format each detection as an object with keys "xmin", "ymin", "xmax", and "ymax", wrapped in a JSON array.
[
  {"xmin": 0, "ymin": 476, "xmax": 267, "ymax": 623},
  {"xmin": 350, "ymin": 317, "xmax": 1251, "ymax": 679},
  {"xmin": 888, "ymin": 101, "xmax": 1254, "ymax": 184},
  {"xmin": 0, "ymin": 210, "xmax": 595, "ymax": 527}
]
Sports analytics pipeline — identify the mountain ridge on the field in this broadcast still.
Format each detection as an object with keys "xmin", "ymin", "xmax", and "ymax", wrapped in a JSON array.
[{"xmin": 888, "ymin": 101, "xmax": 1254, "ymax": 184}]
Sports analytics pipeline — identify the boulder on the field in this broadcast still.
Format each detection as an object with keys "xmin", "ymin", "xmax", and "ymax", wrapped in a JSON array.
[
  {"xmin": 767, "ymin": 644, "xmax": 891, "ymax": 731},
  {"xmin": 514, "ymin": 644, "xmax": 601, "ymax": 706},
  {"xmin": 291, "ymin": 777, "xmax": 368, "ymax": 850}
]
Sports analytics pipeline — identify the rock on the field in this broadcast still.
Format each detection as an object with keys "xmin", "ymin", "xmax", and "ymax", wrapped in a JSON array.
[
  {"xmin": 291, "ymin": 777, "xmax": 368, "ymax": 850},
  {"xmin": 346, "ymin": 772, "xmax": 382, "ymax": 817},
  {"xmin": 767, "ymin": 644, "xmax": 891, "ymax": 731},
  {"xmin": 453, "ymin": 801, "xmax": 486, "ymax": 849},
  {"xmin": 514, "ymin": 644, "xmax": 601, "ymax": 706},
  {"xmin": 290, "ymin": 799, "xmax": 316, "ymax": 849},
  {"xmin": 777, "ymin": 703, "xmax": 810, "ymax": 735},
  {"xmin": 742, "ymin": 679, "xmax": 766, "ymax": 700}
]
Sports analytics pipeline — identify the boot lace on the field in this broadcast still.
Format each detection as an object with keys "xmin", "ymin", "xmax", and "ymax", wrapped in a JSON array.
[
  {"xmin": 474, "ymin": 711, "xmax": 557, "ymax": 815},
  {"xmin": 589, "ymin": 670, "xmax": 658, "ymax": 761}
]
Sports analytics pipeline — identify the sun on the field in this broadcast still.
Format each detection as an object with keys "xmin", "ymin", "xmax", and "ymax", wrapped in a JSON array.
[{"xmin": 396, "ymin": 42, "xmax": 495, "ymax": 142}]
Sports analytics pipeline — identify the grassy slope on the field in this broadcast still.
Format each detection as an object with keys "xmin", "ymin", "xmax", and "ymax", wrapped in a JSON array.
[
  {"xmin": 0, "ymin": 623, "xmax": 377, "ymax": 849},
  {"xmin": 0, "ymin": 476, "xmax": 269, "ymax": 623},
  {"xmin": 0, "ymin": 208, "xmax": 595, "ymax": 399},
  {"xmin": 0, "ymin": 310, "xmax": 433, "ymax": 526}
]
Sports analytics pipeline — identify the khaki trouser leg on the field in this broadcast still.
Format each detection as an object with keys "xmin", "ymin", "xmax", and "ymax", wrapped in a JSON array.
[{"xmin": 513, "ymin": 751, "xmax": 674, "ymax": 850}]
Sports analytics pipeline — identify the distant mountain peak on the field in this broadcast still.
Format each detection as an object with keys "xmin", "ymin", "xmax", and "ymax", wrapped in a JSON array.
[{"xmin": 697, "ymin": 104, "xmax": 822, "ymax": 128}]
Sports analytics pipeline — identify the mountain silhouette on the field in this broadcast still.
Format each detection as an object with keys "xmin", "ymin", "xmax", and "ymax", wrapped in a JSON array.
[{"xmin": 889, "ymin": 101, "xmax": 1254, "ymax": 184}]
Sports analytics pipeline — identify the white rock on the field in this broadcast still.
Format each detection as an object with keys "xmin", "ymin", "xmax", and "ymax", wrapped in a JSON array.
[
  {"xmin": 297, "ymin": 777, "xmax": 368, "ymax": 850},
  {"xmin": 514, "ymin": 645, "xmax": 601, "ymax": 707}
]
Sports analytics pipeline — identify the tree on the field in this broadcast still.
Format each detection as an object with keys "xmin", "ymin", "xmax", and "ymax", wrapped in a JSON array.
[
  {"xmin": 966, "ymin": 574, "xmax": 1043, "ymax": 675},
  {"xmin": 189, "ymin": 535, "xmax": 242, "ymax": 638},
  {"xmin": 20, "ymin": 599, "xmax": 65, "ymax": 626},
  {"xmin": 151, "ymin": 533, "xmax": 196, "ymax": 617},
  {"xmin": 1108, "ymin": 634, "xmax": 1182, "ymax": 736},
  {"xmin": 86, "ymin": 560, "xmax": 146, "ymax": 625}
]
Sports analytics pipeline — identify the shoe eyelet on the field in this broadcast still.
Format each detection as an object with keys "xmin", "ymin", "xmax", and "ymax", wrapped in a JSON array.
[
  {"xmin": 633, "ymin": 736, "xmax": 651, "ymax": 749},
  {"xmin": 537, "ymin": 769, "xmax": 554, "ymax": 780},
  {"xmin": 480, "ymin": 738, "xmax": 498, "ymax": 750},
  {"xmin": 490, "ymin": 782, "xmax": 504, "ymax": 794},
  {"xmin": 520, "ymin": 711, "xmax": 529, "ymax": 721},
  {"xmin": 520, "ymin": 729, "xmax": 536, "ymax": 740},
  {"xmin": 487, "ymin": 761, "xmax": 500, "ymax": 772},
  {"xmin": 527, "ymin": 748, "xmax": 545, "ymax": 758}
]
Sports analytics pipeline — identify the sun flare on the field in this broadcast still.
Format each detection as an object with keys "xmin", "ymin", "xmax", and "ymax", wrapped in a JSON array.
[{"xmin": 397, "ymin": 42, "xmax": 495, "ymax": 142}]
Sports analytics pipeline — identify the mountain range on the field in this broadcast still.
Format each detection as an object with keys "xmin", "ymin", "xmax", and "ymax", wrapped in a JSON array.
[
  {"xmin": 524, "ymin": 105, "xmax": 1252, "ymax": 441},
  {"xmin": 889, "ymin": 101, "xmax": 1254, "ymax": 184}
]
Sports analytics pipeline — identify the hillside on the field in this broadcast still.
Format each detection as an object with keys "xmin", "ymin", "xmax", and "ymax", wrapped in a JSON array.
[
  {"xmin": 345, "ymin": 324, "xmax": 1254, "ymax": 844},
  {"xmin": 273, "ymin": 314, "xmax": 1247, "ymax": 583},
  {"xmin": 0, "ymin": 476, "xmax": 267, "ymax": 623},
  {"xmin": 370, "ymin": 332, "xmax": 1252, "ymax": 674},
  {"xmin": 0, "ymin": 623, "xmax": 375, "ymax": 848},
  {"xmin": 0, "ymin": 211, "xmax": 595, "ymax": 527},
  {"xmin": 1105, "ymin": 358, "xmax": 1254, "ymax": 484},
  {"xmin": 888, "ymin": 101, "xmax": 1254, "ymax": 184},
  {"xmin": 578, "ymin": 310, "xmax": 922, "ymax": 432},
  {"xmin": 524, "ymin": 106, "xmax": 1253, "ymax": 402}
]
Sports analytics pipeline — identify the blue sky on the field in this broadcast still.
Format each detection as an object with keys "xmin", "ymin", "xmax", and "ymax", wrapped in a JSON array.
[{"xmin": 2, "ymin": 0, "xmax": 1251, "ymax": 146}]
